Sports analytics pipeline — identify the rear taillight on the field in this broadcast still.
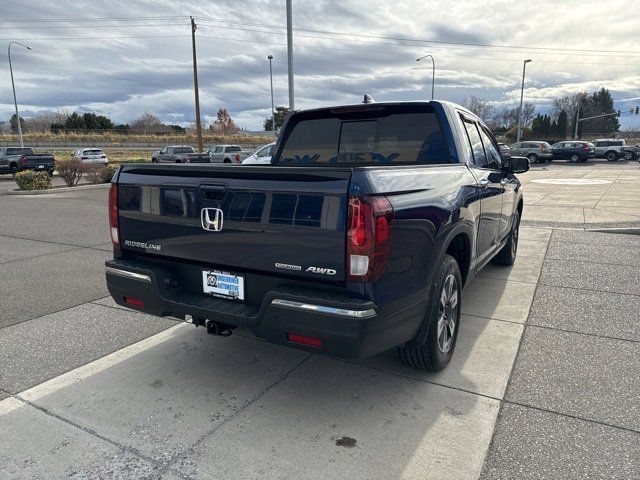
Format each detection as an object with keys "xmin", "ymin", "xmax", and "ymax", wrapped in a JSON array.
[
  {"xmin": 109, "ymin": 184, "xmax": 119, "ymax": 247},
  {"xmin": 347, "ymin": 195, "xmax": 394, "ymax": 282},
  {"xmin": 235, "ymin": 154, "xmax": 241, "ymax": 162},
  {"xmin": 539, "ymin": 143, "xmax": 546, "ymax": 152},
  {"xmin": 583, "ymin": 144, "xmax": 590, "ymax": 151},
  {"xmin": 19, "ymin": 155, "xmax": 27, "ymax": 164}
]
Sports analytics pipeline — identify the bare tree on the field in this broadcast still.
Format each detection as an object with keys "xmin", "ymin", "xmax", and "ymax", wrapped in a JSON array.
[
  {"xmin": 521, "ymin": 102, "xmax": 536, "ymax": 127},
  {"xmin": 209, "ymin": 108, "xmax": 239, "ymax": 135},
  {"xmin": 130, "ymin": 112, "xmax": 163, "ymax": 134},
  {"xmin": 462, "ymin": 96, "xmax": 494, "ymax": 121}
]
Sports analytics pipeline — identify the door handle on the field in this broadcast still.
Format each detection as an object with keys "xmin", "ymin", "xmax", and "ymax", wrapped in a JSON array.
[{"xmin": 479, "ymin": 178, "xmax": 490, "ymax": 188}]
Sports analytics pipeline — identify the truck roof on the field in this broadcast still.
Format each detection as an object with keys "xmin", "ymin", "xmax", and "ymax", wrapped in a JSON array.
[{"xmin": 290, "ymin": 99, "xmax": 473, "ymax": 117}]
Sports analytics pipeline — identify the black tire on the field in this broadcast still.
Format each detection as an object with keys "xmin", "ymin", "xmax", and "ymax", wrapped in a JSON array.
[
  {"xmin": 527, "ymin": 153, "xmax": 538, "ymax": 164},
  {"xmin": 623, "ymin": 151, "xmax": 634, "ymax": 161},
  {"xmin": 570, "ymin": 154, "xmax": 579, "ymax": 163},
  {"xmin": 223, "ymin": 159, "xmax": 231, "ymax": 164},
  {"xmin": 48, "ymin": 170, "xmax": 54, "ymax": 177},
  {"xmin": 151, "ymin": 158, "xmax": 157, "ymax": 163},
  {"xmin": 397, "ymin": 254, "xmax": 461, "ymax": 372},
  {"xmin": 605, "ymin": 151, "xmax": 618, "ymax": 162},
  {"xmin": 492, "ymin": 209, "xmax": 520, "ymax": 266},
  {"xmin": 10, "ymin": 165, "xmax": 18, "ymax": 177}
]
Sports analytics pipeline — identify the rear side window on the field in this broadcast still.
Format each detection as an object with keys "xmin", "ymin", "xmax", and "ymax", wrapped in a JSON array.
[
  {"xmin": 275, "ymin": 106, "xmax": 449, "ymax": 165},
  {"xmin": 462, "ymin": 120, "xmax": 488, "ymax": 168},
  {"xmin": 175, "ymin": 147, "xmax": 194, "ymax": 154},
  {"xmin": 225, "ymin": 146, "xmax": 241, "ymax": 152},
  {"xmin": 479, "ymin": 127, "xmax": 502, "ymax": 169}
]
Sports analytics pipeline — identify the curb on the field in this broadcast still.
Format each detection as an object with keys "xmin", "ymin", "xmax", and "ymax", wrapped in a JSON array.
[{"xmin": 6, "ymin": 183, "xmax": 110, "ymax": 195}]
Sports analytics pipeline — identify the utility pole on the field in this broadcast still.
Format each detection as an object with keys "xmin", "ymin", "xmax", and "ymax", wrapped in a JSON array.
[
  {"xmin": 191, "ymin": 16, "xmax": 203, "ymax": 152},
  {"xmin": 286, "ymin": 0, "xmax": 294, "ymax": 110},
  {"xmin": 574, "ymin": 103, "xmax": 580, "ymax": 139}
]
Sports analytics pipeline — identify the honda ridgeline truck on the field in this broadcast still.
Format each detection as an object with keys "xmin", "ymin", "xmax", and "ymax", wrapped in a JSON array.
[{"xmin": 106, "ymin": 100, "xmax": 528, "ymax": 371}]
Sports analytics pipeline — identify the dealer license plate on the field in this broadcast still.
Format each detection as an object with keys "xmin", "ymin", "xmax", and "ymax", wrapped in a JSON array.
[{"xmin": 202, "ymin": 270, "xmax": 245, "ymax": 300}]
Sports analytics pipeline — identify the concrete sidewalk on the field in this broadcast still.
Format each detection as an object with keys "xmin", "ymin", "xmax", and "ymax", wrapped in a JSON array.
[{"xmin": 519, "ymin": 161, "xmax": 640, "ymax": 229}]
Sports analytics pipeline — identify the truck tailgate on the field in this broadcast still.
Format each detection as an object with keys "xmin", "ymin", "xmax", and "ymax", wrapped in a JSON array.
[{"xmin": 116, "ymin": 164, "xmax": 351, "ymax": 281}]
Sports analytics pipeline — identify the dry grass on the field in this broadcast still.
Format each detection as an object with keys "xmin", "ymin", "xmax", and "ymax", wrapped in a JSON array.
[{"xmin": 0, "ymin": 132, "xmax": 273, "ymax": 145}]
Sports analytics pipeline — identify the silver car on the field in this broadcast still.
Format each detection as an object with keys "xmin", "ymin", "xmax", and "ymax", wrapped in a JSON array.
[
  {"xmin": 242, "ymin": 142, "xmax": 276, "ymax": 165},
  {"xmin": 509, "ymin": 141, "xmax": 553, "ymax": 163}
]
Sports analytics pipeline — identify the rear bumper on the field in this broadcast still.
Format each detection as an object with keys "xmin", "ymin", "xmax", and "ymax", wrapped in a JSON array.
[{"xmin": 105, "ymin": 258, "xmax": 424, "ymax": 358}]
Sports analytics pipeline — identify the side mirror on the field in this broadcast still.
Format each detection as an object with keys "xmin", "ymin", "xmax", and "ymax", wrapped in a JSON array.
[{"xmin": 507, "ymin": 156, "xmax": 529, "ymax": 174}]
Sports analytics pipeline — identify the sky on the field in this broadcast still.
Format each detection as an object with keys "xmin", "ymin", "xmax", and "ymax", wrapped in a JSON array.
[{"xmin": 1, "ymin": 0, "xmax": 640, "ymax": 131}]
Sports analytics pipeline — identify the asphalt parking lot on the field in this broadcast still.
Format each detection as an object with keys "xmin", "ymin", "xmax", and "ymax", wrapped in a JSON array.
[{"xmin": 0, "ymin": 160, "xmax": 639, "ymax": 479}]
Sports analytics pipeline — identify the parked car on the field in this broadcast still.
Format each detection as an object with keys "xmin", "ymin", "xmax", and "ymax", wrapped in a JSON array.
[
  {"xmin": 0, "ymin": 147, "xmax": 55, "ymax": 176},
  {"xmin": 621, "ymin": 144, "xmax": 640, "ymax": 161},
  {"xmin": 242, "ymin": 142, "xmax": 276, "ymax": 164},
  {"xmin": 550, "ymin": 141, "xmax": 595, "ymax": 162},
  {"xmin": 509, "ymin": 141, "xmax": 553, "ymax": 163},
  {"xmin": 71, "ymin": 148, "xmax": 109, "ymax": 165},
  {"xmin": 592, "ymin": 139, "xmax": 625, "ymax": 161},
  {"xmin": 106, "ymin": 99, "xmax": 528, "ymax": 372},
  {"xmin": 208, "ymin": 145, "xmax": 251, "ymax": 164},
  {"xmin": 151, "ymin": 146, "xmax": 210, "ymax": 164}
]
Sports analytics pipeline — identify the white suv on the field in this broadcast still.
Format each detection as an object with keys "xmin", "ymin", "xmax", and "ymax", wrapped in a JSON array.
[
  {"xmin": 591, "ymin": 139, "xmax": 625, "ymax": 161},
  {"xmin": 71, "ymin": 148, "xmax": 109, "ymax": 165}
]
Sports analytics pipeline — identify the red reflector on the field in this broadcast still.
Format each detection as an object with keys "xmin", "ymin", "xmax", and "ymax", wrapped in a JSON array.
[
  {"xmin": 125, "ymin": 297, "xmax": 144, "ymax": 308},
  {"xmin": 287, "ymin": 333, "xmax": 322, "ymax": 348}
]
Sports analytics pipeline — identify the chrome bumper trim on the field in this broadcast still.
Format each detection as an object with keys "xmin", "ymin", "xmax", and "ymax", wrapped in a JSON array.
[
  {"xmin": 106, "ymin": 266, "xmax": 152, "ymax": 283},
  {"xmin": 271, "ymin": 299, "xmax": 376, "ymax": 318}
]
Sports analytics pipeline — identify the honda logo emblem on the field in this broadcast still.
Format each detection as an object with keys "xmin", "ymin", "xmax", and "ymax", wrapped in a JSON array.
[{"xmin": 201, "ymin": 208, "xmax": 224, "ymax": 232}]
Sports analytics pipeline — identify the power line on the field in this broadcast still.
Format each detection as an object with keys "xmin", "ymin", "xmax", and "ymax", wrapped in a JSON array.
[{"xmin": 2, "ymin": 15, "xmax": 639, "ymax": 56}]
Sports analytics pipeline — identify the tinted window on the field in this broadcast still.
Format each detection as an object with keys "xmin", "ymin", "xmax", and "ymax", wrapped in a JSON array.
[
  {"xmin": 215, "ymin": 147, "xmax": 223, "ymax": 153},
  {"xmin": 479, "ymin": 127, "xmax": 501, "ymax": 169},
  {"xmin": 225, "ymin": 146, "xmax": 241, "ymax": 152},
  {"xmin": 175, "ymin": 147, "xmax": 194, "ymax": 154},
  {"xmin": 224, "ymin": 192, "xmax": 266, "ymax": 222},
  {"xmin": 462, "ymin": 120, "xmax": 488, "ymax": 168},
  {"xmin": 83, "ymin": 149, "xmax": 104, "ymax": 155},
  {"xmin": 612, "ymin": 140, "xmax": 623, "ymax": 146},
  {"xmin": 7, "ymin": 148, "xmax": 33, "ymax": 155},
  {"xmin": 276, "ymin": 106, "xmax": 448, "ymax": 165}
]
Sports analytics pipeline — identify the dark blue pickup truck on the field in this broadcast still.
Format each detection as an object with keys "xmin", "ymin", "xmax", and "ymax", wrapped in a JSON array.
[{"xmin": 106, "ymin": 100, "xmax": 528, "ymax": 371}]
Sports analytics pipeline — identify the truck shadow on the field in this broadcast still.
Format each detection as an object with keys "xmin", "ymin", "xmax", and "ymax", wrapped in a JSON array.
[{"xmin": 19, "ymin": 275, "xmax": 519, "ymax": 480}]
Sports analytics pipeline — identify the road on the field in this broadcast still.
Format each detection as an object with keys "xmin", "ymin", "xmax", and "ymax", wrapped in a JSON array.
[{"xmin": 0, "ymin": 161, "xmax": 638, "ymax": 479}]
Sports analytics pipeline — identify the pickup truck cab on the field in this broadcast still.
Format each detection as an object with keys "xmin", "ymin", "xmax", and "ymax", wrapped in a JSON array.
[
  {"xmin": 0, "ymin": 147, "xmax": 56, "ymax": 176},
  {"xmin": 151, "ymin": 145, "xmax": 210, "ymax": 164},
  {"xmin": 106, "ymin": 100, "xmax": 528, "ymax": 371},
  {"xmin": 208, "ymin": 145, "xmax": 251, "ymax": 164}
]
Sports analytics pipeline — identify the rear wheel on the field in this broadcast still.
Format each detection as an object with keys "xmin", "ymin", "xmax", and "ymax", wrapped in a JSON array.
[
  {"xmin": 397, "ymin": 254, "xmax": 461, "ymax": 372},
  {"xmin": 624, "ymin": 151, "xmax": 634, "ymax": 161},
  {"xmin": 10, "ymin": 165, "xmax": 18, "ymax": 177},
  {"xmin": 492, "ymin": 210, "xmax": 520, "ymax": 266},
  {"xmin": 223, "ymin": 158, "xmax": 231, "ymax": 164},
  {"xmin": 527, "ymin": 153, "xmax": 538, "ymax": 164},
  {"xmin": 606, "ymin": 151, "xmax": 618, "ymax": 162},
  {"xmin": 570, "ymin": 154, "xmax": 579, "ymax": 163}
]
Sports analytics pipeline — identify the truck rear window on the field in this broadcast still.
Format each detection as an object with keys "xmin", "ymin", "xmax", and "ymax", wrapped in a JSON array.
[
  {"xmin": 275, "ymin": 105, "xmax": 449, "ymax": 165},
  {"xmin": 6, "ymin": 148, "xmax": 34, "ymax": 155}
]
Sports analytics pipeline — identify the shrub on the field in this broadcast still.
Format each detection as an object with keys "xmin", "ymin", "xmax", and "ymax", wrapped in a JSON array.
[
  {"xmin": 85, "ymin": 165, "xmax": 104, "ymax": 184},
  {"xmin": 14, "ymin": 170, "xmax": 52, "ymax": 190},
  {"xmin": 56, "ymin": 157, "xmax": 86, "ymax": 186},
  {"xmin": 100, "ymin": 164, "xmax": 118, "ymax": 183}
]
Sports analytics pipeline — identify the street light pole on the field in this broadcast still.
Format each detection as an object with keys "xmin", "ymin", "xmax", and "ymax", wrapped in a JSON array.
[
  {"xmin": 416, "ymin": 54, "xmax": 435, "ymax": 100},
  {"xmin": 8, "ymin": 41, "xmax": 32, "ymax": 148},
  {"xmin": 267, "ymin": 55, "xmax": 275, "ymax": 135},
  {"xmin": 516, "ymin": 59, "xmax": 532, "ymax": 143},
  {"xmin": 286, "ymin": 0, "xmax": 294, "ymax": 110}
]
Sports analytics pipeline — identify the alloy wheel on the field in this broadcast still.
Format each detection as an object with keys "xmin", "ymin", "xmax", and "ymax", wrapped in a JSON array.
[{"xmin": 437, "ymin": 274, "xmax": 459, "ymax": 353}]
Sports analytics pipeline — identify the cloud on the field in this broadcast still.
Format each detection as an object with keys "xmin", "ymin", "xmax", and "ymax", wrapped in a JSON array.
[{"xmin": 1, "ymin": 0, "xmax": 639, "ymax": 129}]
